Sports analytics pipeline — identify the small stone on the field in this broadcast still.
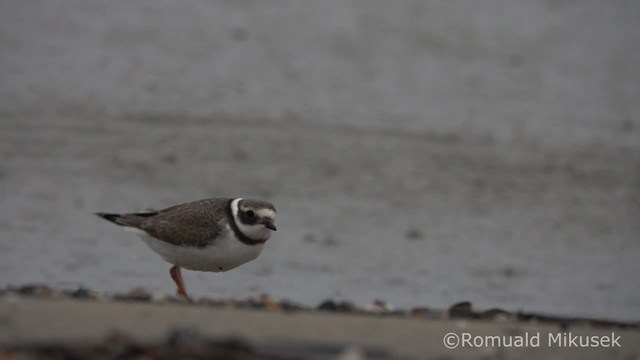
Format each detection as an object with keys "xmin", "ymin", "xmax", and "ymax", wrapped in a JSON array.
[
  {"xmin": 337, "ymin": 301, "xmax": 356, "ymax": 312},
  {"xmin": 409, "ymin": 307, "xmax": 431, "ymax": 317},
  {"xmin": 364, "ymin": 299, "xmax": 394, "ymax": 313},
  {"xmin": 71, "ymin": 287, "xmax": 97, "ymax": 299},
  {"xmin": 448, "ymin": 301, "xmax": 474, "ymax": 318},
  {"xmin": 259, "ymin": 294, "xmax": 280, "ymax": 310},
  {"xmin": 119, "ymin": 287, "xmax": 152, "ymax": 301},
  {"xmin": 493, "ymin": 313, "xmax": 511, "ymax": 323},
  {"xmin": 481, "ymin": 308, "xmax": 511, "ymax": 320},
  {"xmin": 259, "ymin": 294, "xmax": 272, "ymax": 304},
  {"xmin": 247, "ymin": 294, "xmax": 274, "ymax": 309},
  {"xmin": 230, "ymin": 298, "xmax": 248, "ymax": 308},
  {"xmin": 17, "ymin": 284, "xmax": 53, "ymax": 297},
  {"xmin": 318, "ymin": 300, "xmax": 357, "ymax": 312},
  {"xmin": 279, "ymin": 300, "xmax": 307, "ymax": 312},
  {"xmin": 318, "ymin": 300, "xmax": 338, "ymax": 311},
  {"xmin": 166, "ymin": 295, "xmax": 192, "ymax": 304},
  {"xmin": 194, "ymin": 296, "xmax": 220, "ymax": 306},
  {"xmin": 150, "ymin": 292, "xmax": 166, "ymax": 302}
]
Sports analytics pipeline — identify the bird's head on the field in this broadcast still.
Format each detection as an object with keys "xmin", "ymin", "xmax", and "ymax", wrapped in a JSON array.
[{"xmin": 232, "ymin": 198, "xmax": 277, "ymax": 242}]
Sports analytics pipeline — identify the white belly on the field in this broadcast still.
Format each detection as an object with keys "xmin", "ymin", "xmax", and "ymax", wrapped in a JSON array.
[{"xmin": 130, "ymin": 228, "xmax": 264, "ymax": 272}]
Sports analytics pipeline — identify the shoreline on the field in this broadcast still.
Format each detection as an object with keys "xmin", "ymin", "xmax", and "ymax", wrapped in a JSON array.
[
  {"xmin": 1, "ymin": 286, "xmax": 639, "ymax": 359},
  {"xmin": 2, "ymin": 284, "xmax": 638, "ymax": 328}
]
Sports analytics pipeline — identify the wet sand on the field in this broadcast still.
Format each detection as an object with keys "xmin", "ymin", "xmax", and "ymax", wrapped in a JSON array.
[{"xmin": 1, "ymin": 115, "xmax": 638, "ymax": 320}]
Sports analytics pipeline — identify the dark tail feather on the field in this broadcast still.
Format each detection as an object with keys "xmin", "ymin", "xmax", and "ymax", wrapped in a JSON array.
[{"xmin": 95, "ymin": 212, "xmax": 123, "ymax": 225}]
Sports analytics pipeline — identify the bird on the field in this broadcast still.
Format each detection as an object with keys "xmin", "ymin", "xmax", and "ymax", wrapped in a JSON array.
[{"xmin": 95, "ymin": 197, "xmax": 277, "ymax": 298}]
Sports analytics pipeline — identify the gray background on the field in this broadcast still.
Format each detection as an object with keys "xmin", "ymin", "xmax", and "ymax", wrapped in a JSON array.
[{"xmin": 1, "ymin": 1, "xmax": 639, "ymax": 320}]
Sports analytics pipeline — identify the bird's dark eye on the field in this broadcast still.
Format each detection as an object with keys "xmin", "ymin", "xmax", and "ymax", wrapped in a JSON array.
[{"xmin": 246, "ymin": 210, "xmax": 255, "ymax": 218}]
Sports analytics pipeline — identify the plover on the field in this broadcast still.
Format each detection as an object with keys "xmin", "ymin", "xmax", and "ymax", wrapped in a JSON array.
[{"xmin": 96, "ymin": 197, "xmax": 276, "ymax": 297}]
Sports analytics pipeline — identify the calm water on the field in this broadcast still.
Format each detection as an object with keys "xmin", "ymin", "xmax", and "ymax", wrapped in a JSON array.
[{"xmin": 1, "ymin": 1, "xmax": 639, "ymax": 320}]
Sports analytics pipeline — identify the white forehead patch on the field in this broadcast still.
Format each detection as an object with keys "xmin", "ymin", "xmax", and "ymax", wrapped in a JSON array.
[
  {"xmin": 257, "ymin": 209, "xmax": 276, "ymax": 219},
  {"xmin": 235, "ymin": 198, "xmax": 276, "ymax": 219}
]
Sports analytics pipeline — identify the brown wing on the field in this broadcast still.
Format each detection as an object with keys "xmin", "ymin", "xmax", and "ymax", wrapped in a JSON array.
[
  {"xmin": 115, "ymin": 198, "xmax": 232, "ymax": 248},
  {"xmin": 140, "ymin": 220, "xmax": 222, "ymax": 247}
]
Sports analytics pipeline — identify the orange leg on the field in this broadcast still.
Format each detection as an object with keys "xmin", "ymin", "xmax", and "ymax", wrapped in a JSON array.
[{"xmin": 169, "ymin": 265, "xmax": 188, "ymax": 297}]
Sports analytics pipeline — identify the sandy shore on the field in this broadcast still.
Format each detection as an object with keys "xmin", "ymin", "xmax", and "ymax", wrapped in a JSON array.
[{"xmin": 1, "ymin": 288, "xmax": 638, "ymax": 360}]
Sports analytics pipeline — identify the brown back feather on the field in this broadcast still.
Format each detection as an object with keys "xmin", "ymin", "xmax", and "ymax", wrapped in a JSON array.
[{"xmin": 119, "ymin": 198, "xmax": 232, "ymax": 248}]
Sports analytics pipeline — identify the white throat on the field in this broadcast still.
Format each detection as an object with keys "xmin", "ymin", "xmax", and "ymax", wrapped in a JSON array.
[{"xmin": 230, "ymin": 198, "xmax": 272, "ymax": 241}]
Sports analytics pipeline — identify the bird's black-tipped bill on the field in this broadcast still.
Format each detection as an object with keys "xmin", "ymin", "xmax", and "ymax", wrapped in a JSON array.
[{"xmin": 264, "ymin": 220, "xmax": 277, "ymax": 231}]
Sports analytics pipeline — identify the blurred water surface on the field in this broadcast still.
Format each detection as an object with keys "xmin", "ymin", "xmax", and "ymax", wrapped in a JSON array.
[{"xmin": 1, "ymin": 1, "xmax": 639, "ymax": 320}]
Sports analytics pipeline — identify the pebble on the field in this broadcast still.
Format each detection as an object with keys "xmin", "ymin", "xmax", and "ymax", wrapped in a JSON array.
[
  {"xmin": 113, "ymin": 287, "xmax": 152, "ymax": 302},
  {"xmin": 481, "ymin": 308, "xmax": 511, "ymax": 320},
  {"xmin": 448, "ymin": 301, "xmax": 474, "ymax": 318},
  {"xmin": 17, "ymin": 284, "xmax": 54, "ymax": 297},
  {"xmin": 363, "ymin": 299, "xmax": 394, "ymax": 313},
  {"xmin": 70, "ymin": 287, "xmax": 99, "ymax": 300},
  {"xmin": 409, "ymin": 307, "xmax": 431, "ymax": 318},
  {"xmin": 317, "ymin": 300, "xmax": 357, "ymax": 313}
]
